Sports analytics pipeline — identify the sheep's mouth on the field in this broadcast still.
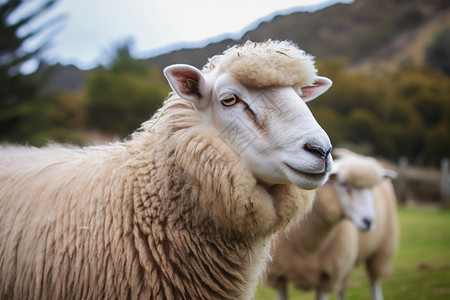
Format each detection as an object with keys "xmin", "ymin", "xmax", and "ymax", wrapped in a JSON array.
[{"xmin": 284, "ymin": 163, "xmax": 327, "ymax": 181}]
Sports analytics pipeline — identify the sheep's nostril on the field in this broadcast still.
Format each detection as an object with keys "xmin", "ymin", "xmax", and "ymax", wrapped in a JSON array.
[
  {"xmin": 363, "ymin": 218, "xmax": 372, "ymax": 230},
  {"xmin": 305, "ymin": 144, "xmax": 332, "ymax": 161}
]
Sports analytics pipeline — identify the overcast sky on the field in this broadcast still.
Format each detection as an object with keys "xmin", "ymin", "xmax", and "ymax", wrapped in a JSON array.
[{"xmin": 12, "ymin": 0, "xmax": 352, "ymax": 71}]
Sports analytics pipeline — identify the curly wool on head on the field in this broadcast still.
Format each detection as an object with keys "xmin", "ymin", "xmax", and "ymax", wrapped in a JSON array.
[
  {"xmin": 203, "ymin": 40, "xmax": 318, "ymax": 88},
  {"xmin": 335, "ymin": 156, "xmax": 385, "ymax": 188}
]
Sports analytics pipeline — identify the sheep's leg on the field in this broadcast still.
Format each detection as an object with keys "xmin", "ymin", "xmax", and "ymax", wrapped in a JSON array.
[
  {"xmin": 371, "ymin": 280, "xmax": 384, "ymax": 300},
  {"xmin": 316, "ymin": 287, "xmax": 329, "ymax": 300},
  {"xmin": 275, "ymin": 280, "xmax": 288, "ymax": 300},
  {"xmin": 337, "ymin": 273, "xmax": 350, "ymax": 300},
  {"xmin": 337, "ymin": 284, "xmax": 348, "ymax": 300}
]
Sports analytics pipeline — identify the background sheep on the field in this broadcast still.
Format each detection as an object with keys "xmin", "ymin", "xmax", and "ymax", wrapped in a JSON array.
[
  {"xmin": 265, "ymin": 150, "xmax": 398, "ymax": 300},
  {"xmin": 0, "ymin": 40, "xmax": 333, "ymax": 299}
]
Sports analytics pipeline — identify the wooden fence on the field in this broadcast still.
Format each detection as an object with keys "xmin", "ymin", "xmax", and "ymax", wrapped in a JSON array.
[{"xmin": 395, "ymin": 157, "xmax": 450, "ymax": 206}]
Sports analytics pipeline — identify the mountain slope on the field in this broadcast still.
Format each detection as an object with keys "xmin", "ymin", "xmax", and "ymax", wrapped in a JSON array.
[
  {"xmin": 353, "ymin": 8, "xmax": 450, "ymax": 73},
  {"xmin": 148, "ymin": 0, "xmax": 450, "ymax": 72}
]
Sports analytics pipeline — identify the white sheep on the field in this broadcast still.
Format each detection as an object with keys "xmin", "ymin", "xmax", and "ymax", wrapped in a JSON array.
[
  {"xmin": 0, "ymin": 40, "xmax": 333, "ymax": 299},
  {"xmin": 265, "ymin": 150, "xmax": 398, "ymax": 300}
]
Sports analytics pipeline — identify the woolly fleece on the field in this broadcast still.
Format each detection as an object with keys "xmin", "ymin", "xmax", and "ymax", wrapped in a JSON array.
[
  {"xmin": 0, "ymin": 95, "xmax": 315, "ymax": 300},
  {"xmin": 204, "ymin": 40, "xmax": 318, "ymax": 88}
]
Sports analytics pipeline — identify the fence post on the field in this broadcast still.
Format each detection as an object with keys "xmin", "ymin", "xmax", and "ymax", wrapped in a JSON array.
[
  {"xmin": 441, "ymin": 158, "xmax": 450, "ymax": 206},
  {"xmin": 397, "ymin": 157, "xmax": 408, "ymax": 204}
]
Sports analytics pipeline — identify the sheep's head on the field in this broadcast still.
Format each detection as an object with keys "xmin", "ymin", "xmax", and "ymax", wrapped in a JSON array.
[
  {"xmin": 329, "ymin": 152, "xmax": 397, "ymax": 231},
  {"xmin": 164, "ymin": 40, "xmax": 333, "ymax": 190}
]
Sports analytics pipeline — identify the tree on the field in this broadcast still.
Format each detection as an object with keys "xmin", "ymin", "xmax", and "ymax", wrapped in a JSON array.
[
  {"xmin": 85, "ymin": 41, "xmax": 170, "ymax": 137},
  {"xmin": 0, "ymin": 0, "xmax": 62, "ymax": 142},
  {"xmin": 426, "ymin": 27, "xmax": 450, "ymax": 75}
]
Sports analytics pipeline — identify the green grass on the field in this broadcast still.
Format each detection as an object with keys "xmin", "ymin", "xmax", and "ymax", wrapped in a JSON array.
[{"xmin": 255, "ymin": 206, "xmax": 450, "ymax": 300}]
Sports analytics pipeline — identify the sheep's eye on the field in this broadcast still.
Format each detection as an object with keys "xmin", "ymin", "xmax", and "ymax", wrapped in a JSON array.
[
  {"xmin": 221, "ymin": 94, "xmax": 238, "ymax": 107},
  {"xmin": 339, "ymin": 181, "xmax": 352, "ymax": 193}
]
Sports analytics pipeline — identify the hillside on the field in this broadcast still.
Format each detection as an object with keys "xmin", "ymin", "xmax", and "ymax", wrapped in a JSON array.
[
  {"xmin": 353, "ymin": 8, "xmax": 450, "ymax": 73},
  {"xmin": 42, "ymin": 64, "xmax": 87, "ymax": 92},
  {"xmin": 147, "ymin": 0, "xmax": 450, "ymax": 72}
]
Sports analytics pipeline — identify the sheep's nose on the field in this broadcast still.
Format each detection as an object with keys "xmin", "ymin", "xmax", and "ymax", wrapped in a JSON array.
[
  {"xmin": 305, "ymin": 144, "xmax": 332, "ymax": 161},
  {"xmin": 362, "ymin": 218, "xmax": 373, "ymax": 230}
]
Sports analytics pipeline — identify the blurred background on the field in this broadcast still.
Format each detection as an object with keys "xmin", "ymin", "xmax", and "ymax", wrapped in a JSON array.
[{"xmin": 1, "ymin": 0, "xmax": 449, "ymax": 298}]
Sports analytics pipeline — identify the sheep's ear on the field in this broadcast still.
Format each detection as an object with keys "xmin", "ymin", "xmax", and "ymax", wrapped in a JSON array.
[
  {"xmin": 298, "ymin": 76, "xmax": 332, "ymax": 102},
  {"xmin": 164, "ymin": 64, "xmax": 211, "ymax": 108},
  {"xmin": 383, "ymin": 169, "xmax": 398, "ymax": 179}
]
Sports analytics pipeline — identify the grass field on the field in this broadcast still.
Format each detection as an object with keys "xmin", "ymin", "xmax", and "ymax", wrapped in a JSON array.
[{"xmin": 254, "ymin": 206, "xmax": 450, "ymax": 300}]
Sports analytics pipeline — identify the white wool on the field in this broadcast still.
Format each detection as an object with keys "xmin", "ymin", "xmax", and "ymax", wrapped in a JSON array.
[{"xmin": 203, "ymin": 40, "xmax": 318, "ymax": 88}]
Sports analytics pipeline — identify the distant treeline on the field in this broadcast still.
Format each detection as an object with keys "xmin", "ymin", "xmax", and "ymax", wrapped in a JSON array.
[
  {"xmin": 1, "ymin": 45, "xmax": 171, "ymax": 145},
  {"xmin": 311, "ymin": 59, "xmax": 450, "ymax": 162}
]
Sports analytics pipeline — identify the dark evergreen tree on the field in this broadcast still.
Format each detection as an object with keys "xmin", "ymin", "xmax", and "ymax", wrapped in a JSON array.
[{"xmin": 0, "ymin": 0, "xmax": 62, "ymax": 142}]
